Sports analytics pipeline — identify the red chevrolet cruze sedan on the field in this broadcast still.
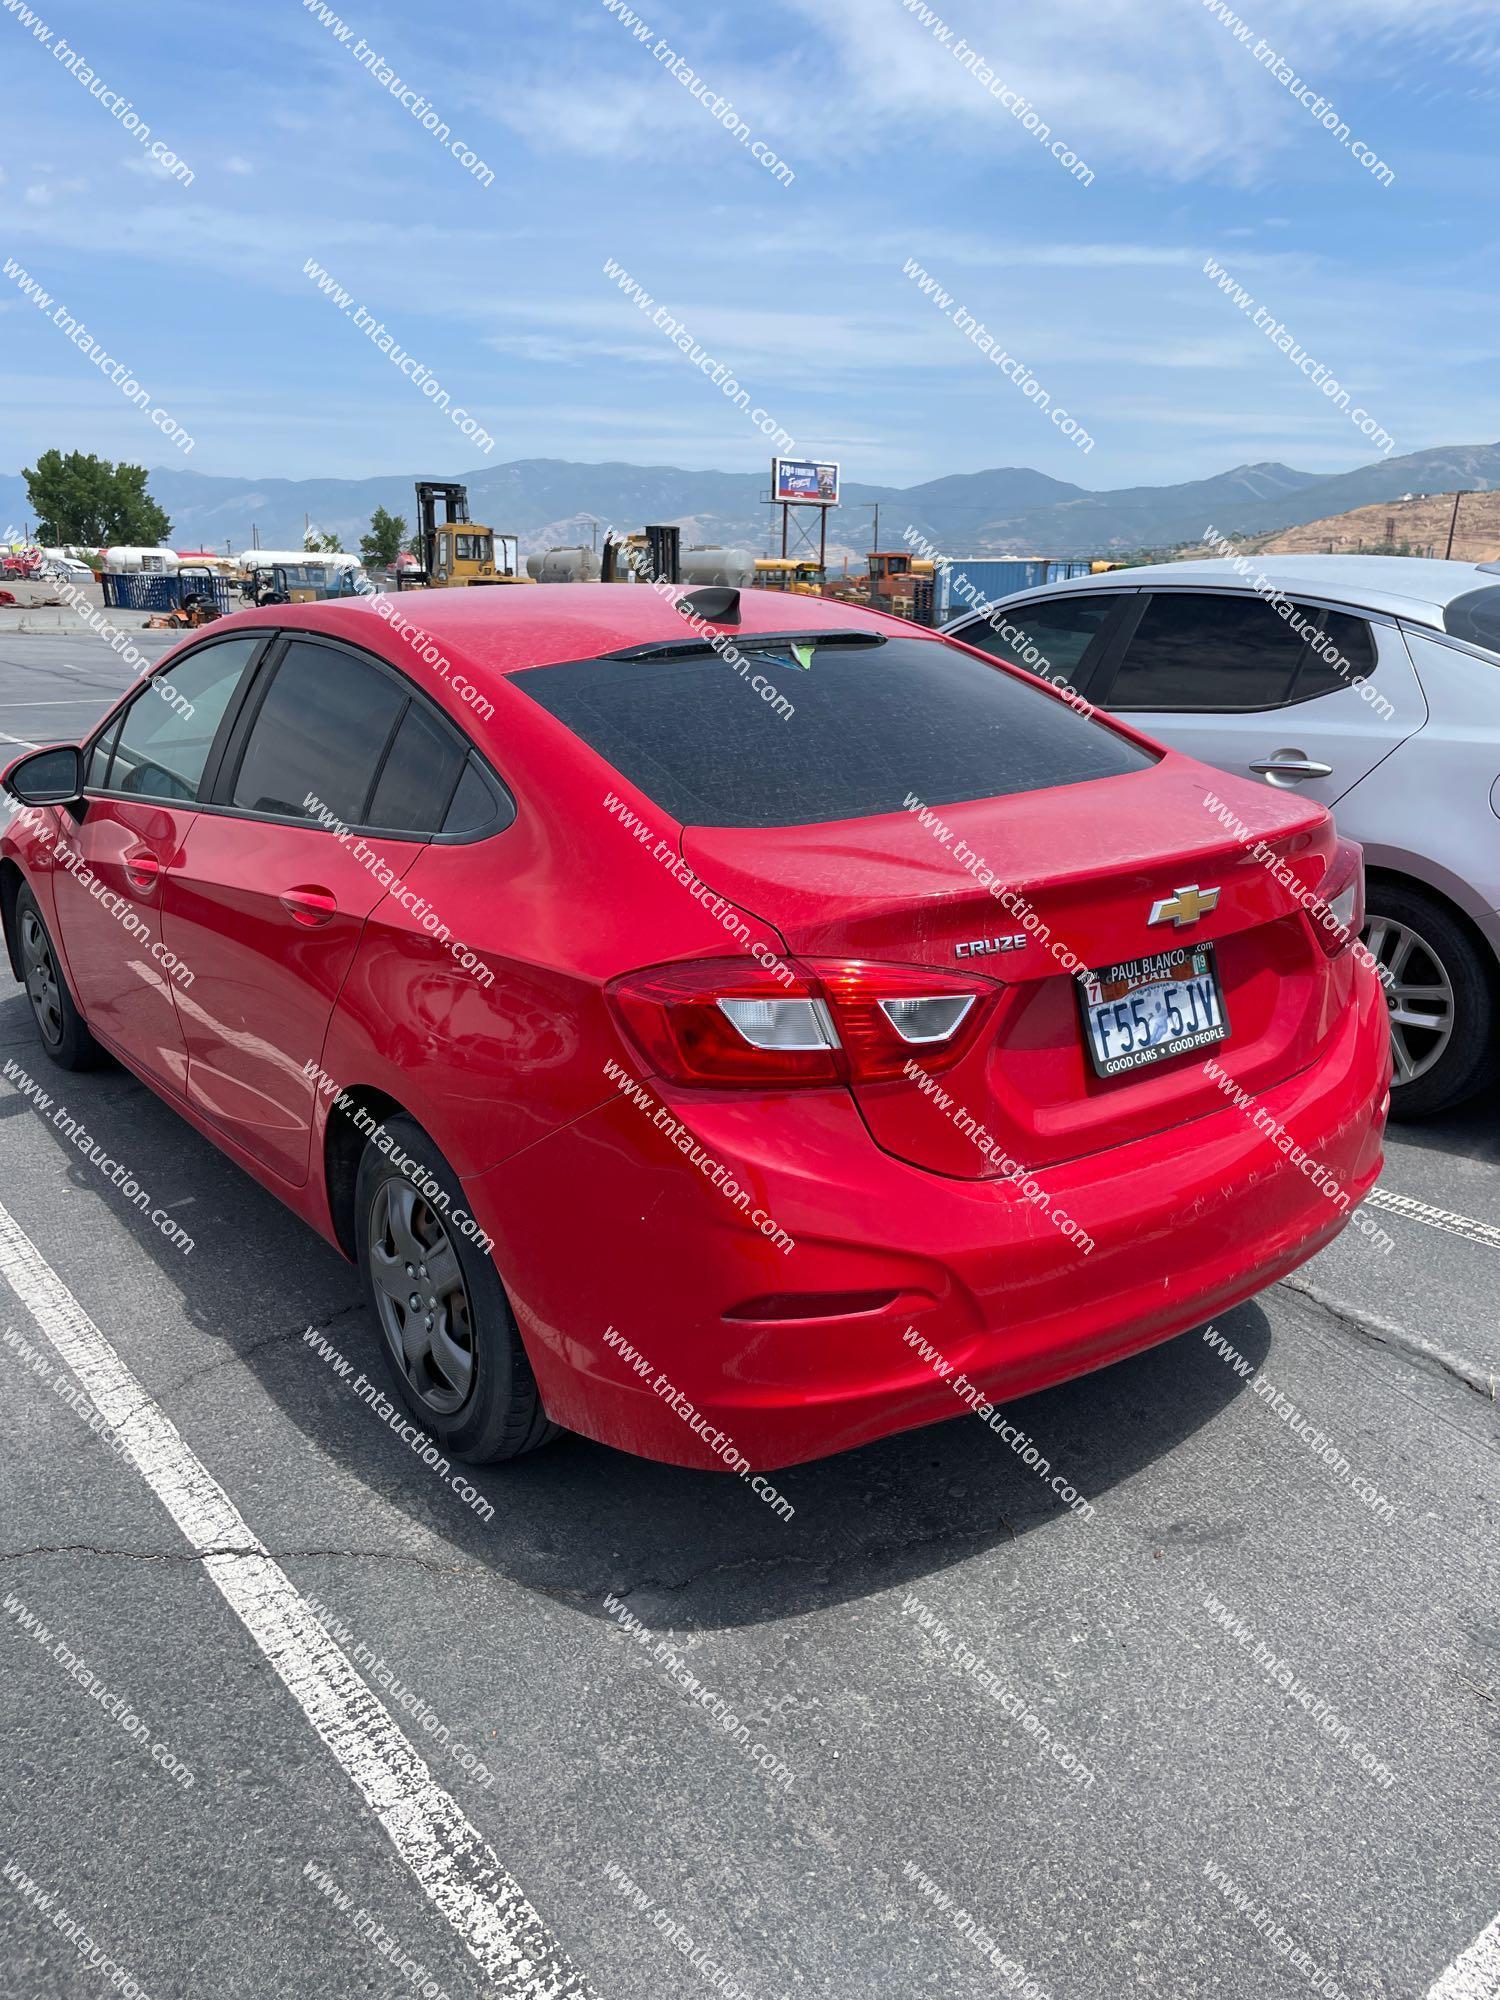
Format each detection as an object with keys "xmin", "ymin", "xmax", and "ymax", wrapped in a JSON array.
[{"xmin": 1, "ymin": 586, "xmax": 1389, "ymax": 1469}]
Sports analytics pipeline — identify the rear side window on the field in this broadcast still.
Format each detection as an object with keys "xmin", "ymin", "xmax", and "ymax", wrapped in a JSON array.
[
  {"xmin": 955, "ymin": 594, "xmax": 1121, "ymax": 685},
  {"xmin": 512, "ymin": 633, "xmax": 1154, "ymax": 828},
  {"xmin": 366, "ymin": 701, "xmax": 467, "ymax": 833},
  {"xmin": 231, "ymin": 640, "xmax": 405, "ymax": 823},
  {"xmin": 1106, "ymin": 592, "xmax": 1310, "ymax": 710},
  {"xmin": 102, "ymin": 637, "xmax": 260, "ymax": 802},
  {"xmin": 1443, "ymin": 586, "xmax": 1500, "ymax": 654},
  {"xmin": 1291, "ymin": 609, "xmax": 1375, "ymax": 700}
]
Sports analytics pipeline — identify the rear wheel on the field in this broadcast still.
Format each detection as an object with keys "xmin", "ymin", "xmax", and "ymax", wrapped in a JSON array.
[
  {"xmin": 354, "ymin": 1112, "xmax": 558, "ymax": 1462},
  {"xmin": 1363, "ymin": 884, "xmax": 1499, "ymax": 1119},
  {"xmin": 15, "ymin": 885, "xmax": 103, "ymax": 1072}
]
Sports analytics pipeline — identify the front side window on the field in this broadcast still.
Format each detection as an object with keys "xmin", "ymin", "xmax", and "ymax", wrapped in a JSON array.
[
  {"xmin": 512, "ymin": 632, "xmax": 1154, "ymax": 828},
  {"xmin": 230, "ymin": 641, "xmax": 406, "ymax": 824},
  {"xmin": 101, "ymin": 637, "xmax": 261, "ymax": 803},
  {"xmin": 455, "ymin": 534, "xmax": 492, "ymax": 564},
  {"xmin": 1105, "ymin": 592, "xmax": 1310, "ymax": 711}
]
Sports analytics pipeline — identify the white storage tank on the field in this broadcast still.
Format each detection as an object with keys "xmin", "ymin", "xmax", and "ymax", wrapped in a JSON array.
[
  {"xmin": 526, "ymin": 545, "xmax": 602, "ymax": 583},
  {"xmin": 102, "ymin": 546, "xmax": 179, "ymax": 574},
  {"xmin": 679, "ymin": 546, "xmax": 757, "ymax": 588}
]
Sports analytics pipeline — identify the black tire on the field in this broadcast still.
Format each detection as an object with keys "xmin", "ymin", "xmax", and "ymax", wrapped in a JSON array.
[
  {"xmin": 14, "ymin": 884, "xmax": 104, "ymax": 1072},
  {"xmin": 353, "ymin": 1111, "xmax": 558, "ymax": 1462},
  {"xmin": 1363, "ymin": 882, "xmax": 1500, "ymax": 1120}
]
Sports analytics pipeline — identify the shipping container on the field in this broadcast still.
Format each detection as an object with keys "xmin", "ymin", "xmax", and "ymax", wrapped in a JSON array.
[{"xmin": 934, "ymin": 556, "xmax": 1093, "ymax": 622}]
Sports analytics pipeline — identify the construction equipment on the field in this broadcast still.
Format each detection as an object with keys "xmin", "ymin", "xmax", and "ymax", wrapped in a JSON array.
[
  {"xmin": 865, "ymin": 550, "xmax": 935, "ymax": 608},
  {"xmin": 600, "ymin": 525, "xmax": 681, "ymax": 585},
  {"xmin": 398, "ymin": 481, "xmax": 531, "ymax": 589}
]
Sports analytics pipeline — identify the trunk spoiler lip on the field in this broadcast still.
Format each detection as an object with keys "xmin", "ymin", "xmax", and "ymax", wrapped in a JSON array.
[{"xmin": 600, "ymin": 629, "xmax": 889, "ymax": 664}]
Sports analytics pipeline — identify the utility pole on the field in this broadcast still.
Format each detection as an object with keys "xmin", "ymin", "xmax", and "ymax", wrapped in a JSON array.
[
  {"xmin": 1444, "ymin": 489, "xmax": 1468, "ymax": 561},
  {"xmin": 861, "ymin": 502, "xmax": 881, "ymax": 551}
]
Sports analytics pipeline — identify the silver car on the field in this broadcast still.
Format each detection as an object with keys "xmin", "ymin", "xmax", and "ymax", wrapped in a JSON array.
[{"xmin": 944, "ymin": 555, "xmax": 1500, "ymax": 1117}]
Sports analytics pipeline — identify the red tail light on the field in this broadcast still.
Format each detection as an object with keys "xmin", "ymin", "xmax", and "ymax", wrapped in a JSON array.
[
  {"xmin": 1308, "ymin": 840, "xmax": 1365, "ymax": 959},
  {"xmin": 608, "ymin": 957, "xmax": 1000, "ymax": 1087}
]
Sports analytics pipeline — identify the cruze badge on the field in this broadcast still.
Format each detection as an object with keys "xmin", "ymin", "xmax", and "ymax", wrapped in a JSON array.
[
  {"xmin": 955, "ymin": 934, "xmax": 1027, "ymax": 959},
  {"xmin": 1148, "ymin": 884, "xmax": 1221, "ymax": 928}
]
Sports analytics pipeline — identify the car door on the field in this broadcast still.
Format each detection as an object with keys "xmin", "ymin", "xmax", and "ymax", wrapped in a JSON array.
[
  {"xmin": 1091, "ymin": 590, "xmax": 1427, "ymax": 810},
  {"xmin": 161, "ymin": 634, "xmax": 472, "ymax": 1185},
  {"xmin": 947, "ymin": 590, "xmax": 1136, "ymax": 701},
  {"xmin": 48, "ymin": 635, "xmax": 264, "ymax": 1090}
]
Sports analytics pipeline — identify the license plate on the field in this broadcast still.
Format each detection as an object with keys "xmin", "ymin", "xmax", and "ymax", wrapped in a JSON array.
[{"xmin": 1078, "ymin": 944, "xmax": 1229, "ymax": 1077}]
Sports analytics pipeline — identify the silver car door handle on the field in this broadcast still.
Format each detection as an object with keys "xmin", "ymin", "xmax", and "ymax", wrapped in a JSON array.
[{"xmin": 1249, "ymin": 757, "xmax": 1333, "ymax": 781}]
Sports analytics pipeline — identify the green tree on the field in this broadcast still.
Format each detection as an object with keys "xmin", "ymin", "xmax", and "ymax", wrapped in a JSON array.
[
  {"xmin": 304, "ymin": 529, "xmax": 342, "ymax": 553},
  {"xmin": 359, "ymin": 506, "xmax": 408, "ymax": 567},
  {"xmin": 23, "ymin": 451, "xmax": 170, "ymax": 545}
]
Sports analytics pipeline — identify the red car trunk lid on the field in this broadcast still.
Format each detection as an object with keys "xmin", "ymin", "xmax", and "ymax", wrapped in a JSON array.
[{"xmin": 683, "ymin": 753, "xmax": 1339, "ymax": 1177}]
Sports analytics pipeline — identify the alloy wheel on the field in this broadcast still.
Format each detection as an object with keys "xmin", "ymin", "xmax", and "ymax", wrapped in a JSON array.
[
  {"xmin": 1362, "ymin": 914, "xmax": 1455, "ymax": 1086},
  {"xmin": 367, "ymin": 1179, "xmax": 475, "ymax": 1416},
  {"xmin": 19, "ymin": 907, "xmax": 64, "ymax": 1050}
]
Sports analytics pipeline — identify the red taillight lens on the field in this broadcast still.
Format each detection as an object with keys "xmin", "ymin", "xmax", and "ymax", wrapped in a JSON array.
[
  {"xmin": 1308, "ymin": 839, "xmax": 1365, "ymax": 958},
  {"xmin": 608, "ymin": 960, "xmax": 840, "ymax": 1085},
  {"xmin": 808, "ymin": 960, "xmax": 995, "ymax": 1080},
  {"xmin": 607, "ymin": 957, "xmax": 999, "ymax": 1087}
]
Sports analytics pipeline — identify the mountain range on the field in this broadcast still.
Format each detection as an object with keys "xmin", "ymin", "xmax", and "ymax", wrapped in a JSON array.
[{"xmin": 5, "ymin": 441, "xmax": 1500, "ymax": 563}]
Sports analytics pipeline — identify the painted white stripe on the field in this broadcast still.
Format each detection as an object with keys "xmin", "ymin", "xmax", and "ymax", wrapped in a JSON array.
[
  {"xmin": 1427, "ymin": 1912, "xmax": 1500, "ymax": 1999},
  {"xmin": 1364, "ymin": 1186, "xmax": 1500, "ymax": 1253},
  {"xmin": 0, "ymin": 1198, "xmax": 598, "ymax": 2000},
  {"xmin": 0, "ymin": 730, "xmax": 40, "ymax": 749}
]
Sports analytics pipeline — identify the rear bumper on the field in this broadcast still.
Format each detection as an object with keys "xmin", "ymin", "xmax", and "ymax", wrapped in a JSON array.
[{"xmin": 468, "ymin": 972, "xmax": 1390, "ymax": 1471}]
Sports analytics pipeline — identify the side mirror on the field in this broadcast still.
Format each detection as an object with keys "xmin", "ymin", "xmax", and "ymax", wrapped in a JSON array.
[{"xmin": 5, "ymin": 743, "xmax": 84, "ymax": 807}]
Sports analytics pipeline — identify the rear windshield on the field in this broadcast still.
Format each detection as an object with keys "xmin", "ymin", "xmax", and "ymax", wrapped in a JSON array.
[
  {"xmin": 1442, "ymin": 586, "xmax": 1500, "ymax": 654},
  {"xmin": 511, "ymin": 632, "xmax": 1155, "ymax": 827}
]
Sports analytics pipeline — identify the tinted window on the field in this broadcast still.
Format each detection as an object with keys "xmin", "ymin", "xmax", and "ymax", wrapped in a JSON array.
[
  {"xmin": 512, "ymin": 633, "xmax": 1154, "ymax": 828},
  {"xmin": 1107, "ymin": 593, "xmax": 1309, "ymax": 711},
  {"xmin": 441, "ymin": 759, "xmax": 510, "ymax": 836},
  {"xmin": 105, "ymin": 637, "xmax": 260, "ymax": 802},
  {"xmin": 231, "ymin": 641, "xmax": 405, "ymax": 823},
  {"xmin": 1291, "ymin": 610, "xmax": 1376, "ymax": 700},
  {"xmin": 1443, "ymin": 586, "xmax": 1500, "ymax": 654},
  {"xmin": 956, "ymin": 594, "xmax": 1120, "ymax": 685},
  {"xmin": 367, "ymin": 702, "xmax": 467, "ymax": 833}
]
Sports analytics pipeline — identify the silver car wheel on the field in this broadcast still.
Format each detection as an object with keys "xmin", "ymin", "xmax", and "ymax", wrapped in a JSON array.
[{"xmin": 1362, "ymin": 915, "xmax": 1455, "ymax": 1086}]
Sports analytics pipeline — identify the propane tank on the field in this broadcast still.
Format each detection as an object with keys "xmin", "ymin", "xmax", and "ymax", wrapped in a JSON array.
[
  {"xmin": 525, "ymin": 545, "xmax": 602, "ymax": 583},
  {"xmin": 679, "ymin": 546, "xmax": 757, "ymax": 589}
]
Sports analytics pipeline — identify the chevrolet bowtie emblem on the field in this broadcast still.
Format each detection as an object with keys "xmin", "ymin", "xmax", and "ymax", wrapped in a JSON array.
[{"xmin": 1149, "ymin": 884, "xmax": 1221, "ymax": 928}]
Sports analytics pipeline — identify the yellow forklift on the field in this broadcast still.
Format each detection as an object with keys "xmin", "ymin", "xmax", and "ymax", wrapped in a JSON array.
[{"xmin": 398, "ymin": 481, "xmax": 532, "ymax": 589}]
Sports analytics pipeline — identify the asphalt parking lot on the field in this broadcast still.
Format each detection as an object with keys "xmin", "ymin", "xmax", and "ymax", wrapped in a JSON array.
[{"xmin": 1, "ymin": 624, "xmax": 1496, "ymax": 2000}]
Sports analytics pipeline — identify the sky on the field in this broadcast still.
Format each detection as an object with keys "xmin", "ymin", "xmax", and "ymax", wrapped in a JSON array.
[{"xmin": 3, "ymin": 0, "xmax": 1500, "ymax": 494}]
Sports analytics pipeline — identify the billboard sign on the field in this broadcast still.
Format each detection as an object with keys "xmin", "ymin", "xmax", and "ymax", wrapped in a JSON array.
[{"xmin": 772, "ymin": 457, "xmax": 840, "ymax": 507}]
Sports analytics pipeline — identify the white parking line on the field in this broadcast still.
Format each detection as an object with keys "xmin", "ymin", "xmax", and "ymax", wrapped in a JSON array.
[
  {"xmin": 0, "ymin": 1197, "xmax": 600, "ymax": 2000},
  {"xmin": 1364, "ymin": 1186, "xmax": 1500, "ymax": 1253},
  {"xmin": 1427, "ymin": 1912, "xmax": 1500, "ymax": 1999},
  {"xmin": 0, "ymin": 731, "xmax": 40, "ymax": 749}
]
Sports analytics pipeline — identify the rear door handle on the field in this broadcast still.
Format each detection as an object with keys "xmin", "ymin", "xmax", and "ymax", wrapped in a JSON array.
[
  {"xmin": 123, "ymin": 850, "xmax": 164, "ymax": 894},
  {"xmin": 1248, "ymin": 754, "xmax": 1334, "ymax": 785},
  {"xmin": 279, "ymin": 886, "xmax": 338, "ymax": 927}
]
